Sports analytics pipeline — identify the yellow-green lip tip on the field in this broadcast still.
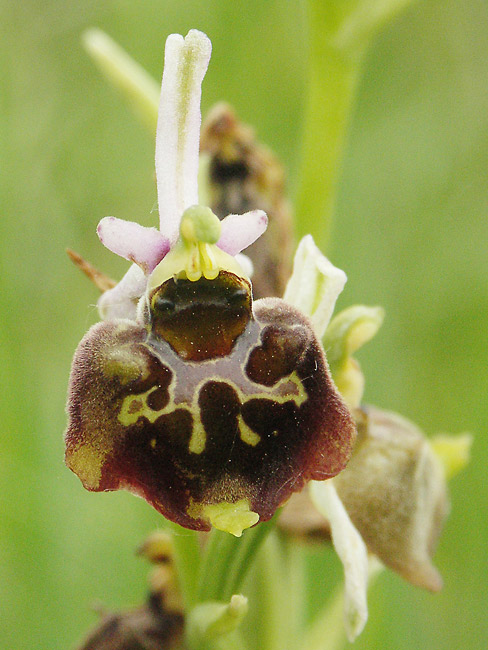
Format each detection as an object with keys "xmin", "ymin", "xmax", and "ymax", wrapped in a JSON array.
[{"xmin": 203, "ymin": 500, "xmax": 260, "ymax": 537}]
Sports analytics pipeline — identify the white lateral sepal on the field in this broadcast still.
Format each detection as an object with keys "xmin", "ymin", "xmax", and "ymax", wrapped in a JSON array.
[
  {"xmin": 309, "ymin": 479, "xmax": 369, "ymax": 642},
  {"xmin": 283, "ymin": 235, "xmax": 347, "ymax": 337}
]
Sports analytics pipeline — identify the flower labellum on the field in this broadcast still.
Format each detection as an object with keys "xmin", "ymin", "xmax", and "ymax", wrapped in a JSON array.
[{"xmin": 65, "ymin": 30, "xmax": 356, "ymax": 536}]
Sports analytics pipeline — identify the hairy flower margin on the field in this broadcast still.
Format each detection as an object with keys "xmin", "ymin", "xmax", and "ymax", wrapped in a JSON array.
[{"xmin": 66, "ymin": 29, "xmax": 471, "ymax": 644}]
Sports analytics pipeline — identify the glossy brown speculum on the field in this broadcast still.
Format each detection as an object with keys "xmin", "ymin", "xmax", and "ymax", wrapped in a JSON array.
[
  {"xmin": 65, "ymin": 274, "xmax": 356, "ymax": 532},
  {"xmin": 149, "ymin": 272, "xmax": 251, "ymax": 361}
]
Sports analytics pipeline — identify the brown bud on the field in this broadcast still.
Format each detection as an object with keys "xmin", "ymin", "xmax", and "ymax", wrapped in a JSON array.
[
  {"xmin": 76, "ymin": 597, "xmax": 184, "ymax": 650},
  {"xmin": 200, "ymin": 103, "xmax": 294, "ymax": 298},
  {"xmin": 334, "ymin": 406, "xmax": 448, "ymax": 591},
  {"xmin": 137, "ymin": 531, "xmax": 183, "ymax": 615},
  {"xmin": 75, "ymin": 533, "xmax": 185, "ymax": 650}
]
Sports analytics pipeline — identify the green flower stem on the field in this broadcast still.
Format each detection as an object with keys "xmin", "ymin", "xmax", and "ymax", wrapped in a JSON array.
[
  {"xmin": 254, "ymin": 533, "xmax": 291, "ymax": 650},
  {"xmin": 283, "ymin": 541, "xmax": 306, "ymax": 648},
  {"xmin": 331, "ymin": 0, "xmax": 418, "ymax": 52},
  {"xmin": 294, "ymin": 35, "xmax": 361, "ymax": 249},
  {"xmin": 212, "ymin": 631, "xmax": 249, "ymax": 650},
  {"xmin": 187, "ymin": 629, "xmax": 249, "ymax": 650},
  {"xmin": 197, "ymin": 516, "xmax": 277, "ymax": 603},
  {"xmin": 300, "ymin": 584, "xmax": 347, "ymax": 650},
  {"xmin": 192, "ymin": 630, "xmax": 249, "ymax": 650},
  {"xmin": 166, "ymin": 523, "xmax": 202, "ymax": 609},
  {"xmin": 295, "ymin": 0, "xmax": 416, "ymax": 249}
]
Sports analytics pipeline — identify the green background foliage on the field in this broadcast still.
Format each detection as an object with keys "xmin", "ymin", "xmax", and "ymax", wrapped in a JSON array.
[{"xmin": 1, "ymin": 1, "xmax": 487, "ymax": 648}]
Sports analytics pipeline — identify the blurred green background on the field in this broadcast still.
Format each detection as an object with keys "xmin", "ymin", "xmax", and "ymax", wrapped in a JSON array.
[{"xmin": 1, "ymin": 0, "xmax": 487, "ymax": 648}]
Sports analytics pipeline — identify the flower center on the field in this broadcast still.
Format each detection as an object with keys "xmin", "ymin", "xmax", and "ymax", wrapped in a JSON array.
[{"xmin": 147, "ymin": 205, "xmax": 248, "ymax": 295}]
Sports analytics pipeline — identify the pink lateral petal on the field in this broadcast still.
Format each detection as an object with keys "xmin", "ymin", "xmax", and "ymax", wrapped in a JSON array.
[
  {"xmin": 217, "ymin": 210, "xmax": 268, "ymax": 255},
  {"xmin": 97, "ymin": 217, "xmax": 170, "ymax": 273}
]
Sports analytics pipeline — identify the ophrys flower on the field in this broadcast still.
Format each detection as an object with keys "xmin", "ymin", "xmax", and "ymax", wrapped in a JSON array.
[{"xmin": 65, "ymin": 30, "xmax": 356, "ymax": 536}]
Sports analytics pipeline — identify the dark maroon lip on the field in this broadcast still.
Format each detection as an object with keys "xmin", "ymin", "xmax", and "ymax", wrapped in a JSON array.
[{"xmin": 65, "ymin": 293, "xmax": 356, "ymax": 532}]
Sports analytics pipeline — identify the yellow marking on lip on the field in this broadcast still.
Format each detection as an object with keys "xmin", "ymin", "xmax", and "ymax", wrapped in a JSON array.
[
  {"xmin": 118, "ymin": 373, "xmax": 207, "ymax": 455},
  {"xmin": 117, "ymin": 364, "xmax": 308, "ymax": 455},
  {"xmin": 188, "ymin": 411, "xmax": 206, "ymax": 454},
  {"xmin": 238, "ymin": 414, "xmax": 261, "ymax": 446},
  {"xmin": 271, "ymin": 371, "xmax": 308, "ymax": 407},
  {"xmin": 119, "ymin": 385, "xmax": 173, "ymax": 426},
  {"xmin": 66, "ymin": 444, "xmax": 104, "ymax": 489}
]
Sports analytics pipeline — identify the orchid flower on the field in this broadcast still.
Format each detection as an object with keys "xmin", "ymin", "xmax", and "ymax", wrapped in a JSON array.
[
  {"xmin": 65, "ymin": 30, "xmax": 356, "ymax": 539},
  {"xmin": 64, "ymin": 27, "xmax": 473, "ymax": 650}
]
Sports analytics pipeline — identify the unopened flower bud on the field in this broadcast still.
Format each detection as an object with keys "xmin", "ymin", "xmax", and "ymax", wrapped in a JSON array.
[
  {"xmin": 138, "ymin": 530, "xmax": 174, "ymax": 564},
  {"xmin": 323, "ymin": 305, "xmax": 384, "ymax": 408},
  {"xmin": 75, "ymin": 599, "xmax": 184, "ymax": 650},
  {"xmin": 333, "ymin": 406, "xmax": 449, "ymax": 591},
  {"xmin": 200, "ymin": 103, "xmax": 294, "ymax": 298},
  {"xmin": 137, "ymin": 532, "xmax": 183, "ymax": 614},
  {"xmin": 187, "ymin": 594, "xmax": 248, "ymax": 647}
]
